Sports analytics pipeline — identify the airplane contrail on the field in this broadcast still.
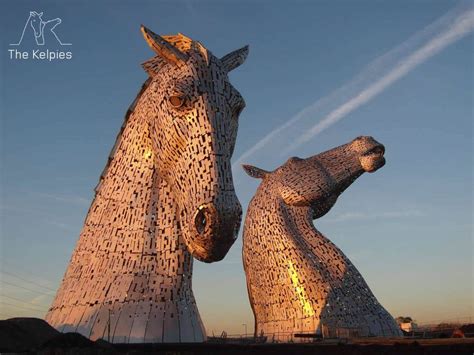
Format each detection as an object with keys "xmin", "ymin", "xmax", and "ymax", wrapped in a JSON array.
[
  {"xmin": 233, "ymin": 3, "xmax": 474, "ymax": 168},
  {"xmin": 286, "ymin": 6, "xmax": 474, "ymax": 152}
]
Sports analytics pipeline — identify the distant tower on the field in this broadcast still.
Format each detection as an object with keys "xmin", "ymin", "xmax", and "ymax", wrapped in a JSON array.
[
  {"xmin": 242, "ymin": 137, "xmax": 402, "ymax": 341},
  {"xmin": 45, "ymin": 26, "xmax": 249, "ymax": 343}
]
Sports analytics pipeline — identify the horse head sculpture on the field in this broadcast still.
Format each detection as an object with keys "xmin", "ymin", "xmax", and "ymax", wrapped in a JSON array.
[
  {"xmin": 140, "ymin": 26, "xmax": 246, "ymax": 262},
  {"xmin": 242, "ymin": 136, "xmax": 401, "ymax": 340},
  {"xmin": 244, "ymin": 136, "xmax": 385, "ymax": 218},
  {"xmin": 46, "ymin": 27, "xmax": 248, "ymax": 343}
]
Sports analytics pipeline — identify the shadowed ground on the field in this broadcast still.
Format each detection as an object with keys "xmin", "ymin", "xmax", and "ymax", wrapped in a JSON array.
[{"xmin": 1, "ymin": 318, "xmax": 473, "ymax": 354}]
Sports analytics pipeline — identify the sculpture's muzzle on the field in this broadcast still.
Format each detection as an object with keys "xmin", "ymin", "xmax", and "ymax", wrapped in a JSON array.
[
  {"xmin": 351, "ymin": 136, "xmax": 386, "ymax": 173},
  {"xmin": 187, "ymin": 198, "xmax": 242, "ymax": 262}
]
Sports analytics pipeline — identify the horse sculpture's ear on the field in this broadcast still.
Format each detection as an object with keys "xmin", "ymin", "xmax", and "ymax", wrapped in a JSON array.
[
  {"xmin": 220, "ymin": 45, "xmax": 249, "ymax": 72},
  {"xmin": 141, "ymin": 25, "xmax": 189, "ymax": 66},
  {"xmin": 242, "ymin": 164, "xmax": 268, "ymax": 179}
]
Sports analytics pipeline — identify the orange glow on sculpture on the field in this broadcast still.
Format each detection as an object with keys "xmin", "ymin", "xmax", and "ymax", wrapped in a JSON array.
[
  {"xmin": 143, "ymin": 149, "xmax": 153, "ymax": 159},
  {"xmin": 288, "ymin": 260, "xmax": 315, "ymax": 317}
]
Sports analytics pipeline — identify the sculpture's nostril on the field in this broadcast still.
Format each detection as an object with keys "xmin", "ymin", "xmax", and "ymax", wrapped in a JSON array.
[
  {"xmin": 193, "ymin": 203, "xmax": 242, "ymax": 242},
  {"xmin": 195, "ymin": 207, "xmax": 208, "ymax": 235}
]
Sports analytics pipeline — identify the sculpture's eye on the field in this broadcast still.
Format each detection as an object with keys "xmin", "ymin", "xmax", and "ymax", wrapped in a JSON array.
[{"xmin": 169, "ymin": 95, "xmax": 185, "ymax": 108}]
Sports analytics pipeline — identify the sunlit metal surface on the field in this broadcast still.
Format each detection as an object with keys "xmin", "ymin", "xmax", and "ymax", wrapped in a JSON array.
[
  {"xmin": 243, "ymin": 136, "xmax": 402, "ymax": 341},
  {"xmin": 45, "ymin": 26, "xmax": 248, "ymax": 343}
]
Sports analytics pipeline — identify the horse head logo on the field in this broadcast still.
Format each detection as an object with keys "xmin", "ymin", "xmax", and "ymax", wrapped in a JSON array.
[{"xmin": 10, "ymin": 11, "xmax": 71, "ymax": 46}]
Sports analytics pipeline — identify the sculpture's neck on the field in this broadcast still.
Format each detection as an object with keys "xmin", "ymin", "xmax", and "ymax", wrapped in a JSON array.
[
  {"xmin": 83, "ymin": 79, "xmax": 192, "ymax": 287},
  {"xmin": 47, "ymin": 79, "xmax": 204, "ymax": 343},
  {"xmin": 305, "ymin": 150, "xmax": 365, "ymax": 219},
  {"xmin": 270, "ymin": 202, "xmax": 351, "ymax": 303}
]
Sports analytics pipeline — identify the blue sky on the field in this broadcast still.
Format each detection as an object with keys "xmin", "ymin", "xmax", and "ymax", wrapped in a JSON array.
[{"xmin": 0, "ymin": 0, "xmax": 472, "ymax": 334}]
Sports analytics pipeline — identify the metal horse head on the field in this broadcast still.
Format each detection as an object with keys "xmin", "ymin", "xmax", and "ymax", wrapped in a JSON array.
[
  {"xmin": 140, "ymin": 26, "xmax": 248, "ymax": 262},
  {"xmin": 241, "ymin": 136, "xmax": 401, "ymax": 340},
  {"xmin": 243, "ymin": 136, "xmax": 385, "ymax": 218}
]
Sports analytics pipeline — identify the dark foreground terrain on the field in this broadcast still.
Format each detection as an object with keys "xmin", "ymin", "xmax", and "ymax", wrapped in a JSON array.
[{"xmin": 1, "ymin": 318, "xmax": 473, "ymax": 355}]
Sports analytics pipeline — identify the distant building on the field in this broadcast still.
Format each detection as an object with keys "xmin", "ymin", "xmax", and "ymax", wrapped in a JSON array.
[
  {"xmin": 456, "ymin": 324, "xmax": 474, "ymax": 338},
  {"xmin": 396, "ymin": 317, "xmax": 418, "ymax": 333},
  {"xmin": 399, "ymin": 322, "xmax": 417, "ymax": 333}
]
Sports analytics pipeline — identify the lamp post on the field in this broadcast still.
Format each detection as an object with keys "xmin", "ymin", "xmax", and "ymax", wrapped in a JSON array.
[{"xmin": 242, "ymin": 323, "xmax": 247, "ymax": 338}]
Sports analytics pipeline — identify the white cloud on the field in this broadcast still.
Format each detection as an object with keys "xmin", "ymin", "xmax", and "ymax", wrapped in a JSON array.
[
  {"xmin": 29, "ymin": 294, "xmax": 50, "ymax": 306},
  {"xmin": 324, "ymin": 209, "xmax": 425, "ymax": 223},
  {"xmin": 37, "ymin": 192, "xmax": 90, "ymax": 206}
]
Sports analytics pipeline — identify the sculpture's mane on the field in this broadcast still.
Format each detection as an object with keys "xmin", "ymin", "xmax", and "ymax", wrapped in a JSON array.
[{"xmin": 94, "ymin": 77, "xmax": 153, "ymax": 193}]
